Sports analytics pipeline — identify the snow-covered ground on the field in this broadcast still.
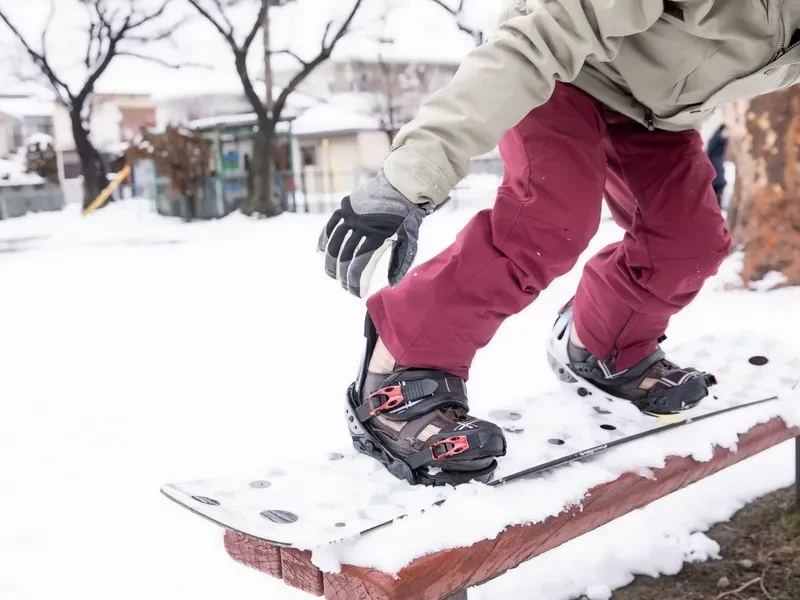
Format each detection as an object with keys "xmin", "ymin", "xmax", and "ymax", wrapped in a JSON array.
[{"xmin": 0, "ymin": 199, "xmax": 798, "ymax": 600}]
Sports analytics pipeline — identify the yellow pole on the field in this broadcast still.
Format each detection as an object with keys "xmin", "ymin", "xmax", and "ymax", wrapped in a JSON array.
[{"xmin": 82, "ymin": 165, "xmax": 132, "ymax": 216}]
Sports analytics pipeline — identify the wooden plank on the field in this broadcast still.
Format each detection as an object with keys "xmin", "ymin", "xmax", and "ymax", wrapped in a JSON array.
[
  {"xmin": 223, "ymin": 531, "xmax": 324, "ymax": 596},
  {"xmin": 223, "ymin": 417, "xmax": 798, "ymax": 600},
  {"xmin": 224, "ymin": 530, "xmax": 281, "ymax": 579}
]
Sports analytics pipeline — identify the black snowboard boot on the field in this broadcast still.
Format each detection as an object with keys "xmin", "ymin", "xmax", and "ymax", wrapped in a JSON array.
[
  {"xmin": 345, "ymin": 314, "xmax": 507, "ymax": 486},
  {"xmin": 548, "ymin": 300, "xmax": 716, "ymax": 415}
]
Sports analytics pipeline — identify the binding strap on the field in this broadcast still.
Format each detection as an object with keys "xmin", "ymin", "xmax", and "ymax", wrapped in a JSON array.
[
  {"xmin": 355, "ymin": 370, "xmax": 468, "ymax": 423},
  {"xmin": 404, "ymin": 433, "xmax": 476, "ymax": 470},
  {"xmin": 569, "ymin": 347, "xmax": 667, "ymax": 383}
]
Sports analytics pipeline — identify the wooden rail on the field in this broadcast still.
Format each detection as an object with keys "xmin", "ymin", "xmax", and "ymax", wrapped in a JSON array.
[{"xmin": 221, "ymin": 417, "xmax": 798, "ymax": 599}]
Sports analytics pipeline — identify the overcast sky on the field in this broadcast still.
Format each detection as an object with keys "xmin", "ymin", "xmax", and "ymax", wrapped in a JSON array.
[{"xmin": 0, "ymin": 0, "xmax": 500, "ymax": 100}]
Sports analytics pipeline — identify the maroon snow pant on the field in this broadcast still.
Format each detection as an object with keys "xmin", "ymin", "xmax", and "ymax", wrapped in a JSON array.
[{"xmin": 366, "ymin": 83, "xmax": 731, "ymax": 379}]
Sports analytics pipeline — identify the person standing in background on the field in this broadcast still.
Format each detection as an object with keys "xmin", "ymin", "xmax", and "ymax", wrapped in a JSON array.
[{"xmin": 707, "ymin": 124, "xmax": 729, "ymax": 208}]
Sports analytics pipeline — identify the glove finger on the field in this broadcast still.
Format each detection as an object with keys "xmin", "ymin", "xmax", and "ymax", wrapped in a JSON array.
[
  {"xmin": 336, "ymin": 229, "xmax": 361, "ymax": 290},
  {"xmin": 337, "ymin": 227, "xmax": 363, "ymax": 266},
  {"xmin": 317, "ymin": 208, "xmax": 344, "ymax": 253},
  {"xmin": 347, "ymin": 236, "xmax": 394, "ymax": 298},
  {"xmin": 323, "ymin": 219, "xmax": 350, "ymax": 280},
  {"xmin": 388, "ymin": 230, "xmax": 417, "ymax": 286}
]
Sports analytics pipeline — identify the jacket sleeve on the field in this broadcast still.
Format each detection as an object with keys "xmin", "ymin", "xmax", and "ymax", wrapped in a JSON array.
[{"xmin": 382, "ymin": 0, "xmax": 664, "ymax": 207}]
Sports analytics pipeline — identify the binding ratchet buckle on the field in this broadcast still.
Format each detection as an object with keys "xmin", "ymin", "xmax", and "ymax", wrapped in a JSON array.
[
  {"xmin": 366, "ymin": 386, "xmax": 405, "ymax": 415},
  {"xmin": 429, "ymin": 436, "xmax": 470, "ymax": 460}
]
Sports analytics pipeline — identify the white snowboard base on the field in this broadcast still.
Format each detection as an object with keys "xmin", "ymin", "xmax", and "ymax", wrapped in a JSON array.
[{"xmin": 161, "ymin": 332, "xmax": 799, "ymax": 549}]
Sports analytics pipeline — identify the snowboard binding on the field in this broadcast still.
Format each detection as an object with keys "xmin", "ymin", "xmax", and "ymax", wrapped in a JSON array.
[
  {"xmin": 548, "ymin": 300, "xmax": 717, "ymax": 415},
  {"xmin": 345, "ymin": 314, "xmax": 507, "ymax": 486}
]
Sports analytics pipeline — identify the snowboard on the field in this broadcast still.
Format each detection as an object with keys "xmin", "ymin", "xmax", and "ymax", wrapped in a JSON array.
[{"xmin": 161, "ymin": 332, "xmax": 799, "ymax": 549}]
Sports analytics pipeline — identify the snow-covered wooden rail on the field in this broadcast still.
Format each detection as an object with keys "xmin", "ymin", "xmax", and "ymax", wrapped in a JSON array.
[{"xmin": 219, "ymin": 418, "xmax": 799, "ymax": 600}]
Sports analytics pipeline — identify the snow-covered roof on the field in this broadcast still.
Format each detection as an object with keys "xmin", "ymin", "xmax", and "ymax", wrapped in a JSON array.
[
  {"xmin": 0, "ymin": 96, "xmax": 55, "ymax": 120},
  {"xmin": 292, "ymin": 103, "xmax": 381, "ymax": 137},
  {"xmin": 185, "ymin": 98, "xmax": 380, "ymax": 138},
  {"xmin": 186, "ymin": 112, "xmax": 292, "ymax": 133},
  {"xmin": 188, "ymin": 113, "xmax": 257, "ymax": 130},
  {"xmin": 156, "ymin": 83, "xmax": 320, "ymax": 113}
]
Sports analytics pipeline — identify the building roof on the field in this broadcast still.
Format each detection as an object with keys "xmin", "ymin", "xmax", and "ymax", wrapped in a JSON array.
[
  {"xmin": 186, "ymin": 98, "xmax": 380, "ymax": 138},
  {"xmin": 0, "ymin": 96, "xmax": 55, "ymax": 120},
  {"xmin": 186, "ymin": 112, "xmax": 292, "ymax": 133},
  {"xmin": 292, "ymin": 103, "xmax": 381, "ymax": 137}
]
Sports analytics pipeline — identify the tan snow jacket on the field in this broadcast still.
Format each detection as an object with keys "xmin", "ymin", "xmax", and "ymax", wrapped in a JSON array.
[{"xmin": 383, "ymin": 0, "xmax": 800, "ymax": 208}]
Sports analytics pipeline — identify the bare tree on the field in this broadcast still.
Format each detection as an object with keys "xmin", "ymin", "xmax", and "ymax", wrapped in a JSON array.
[
  {"xmin": 0, "ymin": 0, "xmax": 188, "ymax": 209},
  {"xmin": 185, "ymin": 0, "xmax": 365, "ymax": 217},
  {"xmin": 370, "ymin": 54, "xmax": 446, "ymax": 143},
  {"xmin": 374, "ymin": 53, "xmax": 401, "ymax": 142},
  {"xmin": 360, "ymin": 0, "xmax": 484, "ymax": 143},
  {"xmin": 361, "ymin": 15, "xmax": 459, "ymax": 144}
]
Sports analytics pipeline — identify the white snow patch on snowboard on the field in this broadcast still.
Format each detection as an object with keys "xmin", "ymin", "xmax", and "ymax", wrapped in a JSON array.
[{"xmin": 163, "ymin": 332, "xmax": 798, "ymax": 556}]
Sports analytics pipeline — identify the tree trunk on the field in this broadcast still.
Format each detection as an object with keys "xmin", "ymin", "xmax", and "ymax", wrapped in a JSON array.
[
  {"xmin": 70, "ymin": 108, "xmax": 107, "ymax": 210},
  {"xmin": 723, "ymin": 87, "xmax": 800, "ymax": 286},
  {"xmin": 242, "ymin": 128, "xmax": 281, "ymax": 217}
]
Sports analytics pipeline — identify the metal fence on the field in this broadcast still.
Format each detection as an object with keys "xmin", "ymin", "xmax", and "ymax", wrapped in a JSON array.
[
  {"xmin": 291, "ymin": 171, "xmax": 504, "ymax": 215},
  {"xmin": 0, "ymin": 183, "xmax": 65, "ymax": 219},
  {"xmin": 133, "ymin": 163, "xmax": 506, "ymax": 219},
  {"xmin": 134, "ymin": 175, "xmax": 248, "ymax": 219}
]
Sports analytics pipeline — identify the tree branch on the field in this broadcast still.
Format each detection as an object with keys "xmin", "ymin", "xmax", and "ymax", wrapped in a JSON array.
[
  {"xmin": 185, "ymin": 0, "xmax": 236, "ymax": 45},
  {"xmin": 242, "ymin": 0, "xmax": 267, "ymax": 52},
  {"xmin": 76, "ymin": 35, "xmax": 119, "ymax": 106},
  {"xmin": 187, "ymin": 0, "xmax": 270, "ymax": 129},
  {"xmin": 210, "ymin": 0, "xmax": 235, "ymax": 35},
  {"xmin": 117, "ymin": 51, "xmax": 212, "ymax": 70},
  {"xmin": 271, "ymin": 48, "xmax": 309, "ymax": 68},
  {"xmin": 86, "ymin": 7, "xmax": 108, "ymax": 73},
  {"xmin": 235, "ymin": 53, "xmax": 269, "ymax": 127},
  {"xmin": 40, "ymin": 0, "xmax": 56, "ymax": 65},
  {"xmin": 127, "ymin": 16, "xmax": 191, "ymax": 43},
  {"xmin": 323, "ymin": 0, "xmax": 364, "ymax": 52},
  {"xmin": 77, "ymin": 0, "xmax": 181, "ymax": 105},
  {"xmin": 319, "ymin": 21, "xmax": 334, "ymax": 49},
  {"xmin": 0, "ymin": 9, "xmax": 74, "ymax": 101},
  {"xmin": 713, "ymin": 577, "xmax": 763, "ymax": 600},
  {"xmin": 272, "ymin": 0, "xmax": 365, "ymax": 122},
  {"xmin": 427, "ymin": 0, "xmax": 483, "ymax": 44},
  {"xmin": 427, "ymin": 0, "xmax": 466, "ymax": 17},
  {"xmin": 84, "ymin": 21, "xmax": 96, "ymax": 68},
  {"xmin": 126, "ymin": 0, "xmax": 175, "ymax": 31},
  {"xmin": 94, "ymin": 0, "xmax": 114, "ymax": 31}
]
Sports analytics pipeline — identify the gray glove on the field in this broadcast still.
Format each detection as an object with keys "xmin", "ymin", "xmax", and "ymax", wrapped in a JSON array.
[{"xmin": 317, "ymin": 170, "xmax": 430, "ymax": 298}]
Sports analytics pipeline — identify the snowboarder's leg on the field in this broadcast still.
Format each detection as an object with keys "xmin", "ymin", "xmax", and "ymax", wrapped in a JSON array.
[
  {"xmin": 553, "ymin": 113, "xmax": 730, "ymax": 414},
  {"xmin": 347, "ymin": 83, "xmax": 609, "ymax": 485},
  {"xmin": 366, "ymin": 83, "xmax": 608, "ymax": 378}
]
